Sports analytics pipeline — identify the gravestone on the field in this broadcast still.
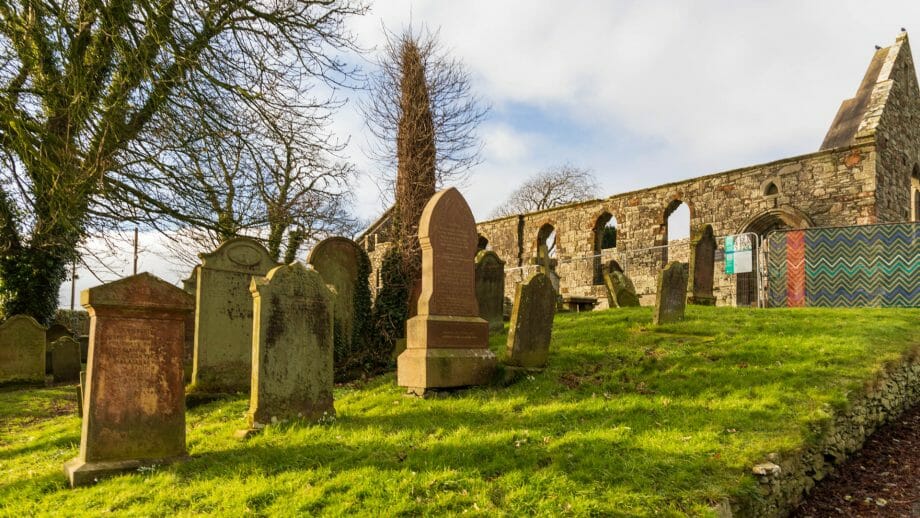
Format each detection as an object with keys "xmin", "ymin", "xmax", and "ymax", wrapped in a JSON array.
[
  {"xmin": 181, "ymin": 267, "xmax": 198, "ymax": 381},
  {"xmin": 64, "ymin": 273, "xmax": 194, "ymax": 487},
  {"xmin": 307, "ymin": 237, "xmax": 372, "ymax": 379},
  {"xmin": 50, "ymin": 336, "xmax": 81, "ymax": 383},
  {"xmin": 0, "ymin": 315, "xmax": 46, "ymax": 384},
  {"xmin": 688, "ymin": 224, "xmax": 717, "ymax": 305},
  {"xmin": 397, "ymin": 188, "xmax": 497, "ymax": 394},
  {"xmin": 191, "ymin": 238, "xmax": 277, "ymax": 395},
  {"xmin": 475, "ymin": 250, "xmax": 506, "ymax": 333},
  {"xmin": 45, "ymin": 324, "xmax": 72, "ymax": 373},
  {"xmin": 76, "ymin": 370, "xmax": 86, "ymax": 416},
  {"xmin": 653, "ymin": 262, "xmax": 689, "ymax": 325},
  {"xmin": 505, "ymin": 272, "xmax": 556, "ymax": 369},
  {"xmin": 181, "ymin": 267, "xmax": 198, "ymax": 296},
  {"xmin": 77, "ymin": 335, "xmax": 89, "ymax": 363},
  {"xmin": 604, "ymin": 270, "xmax": 641, "ymax": 308},
  {"xmin": 246, "ymin": 263, "xmax": 334, "ymax": 428}
]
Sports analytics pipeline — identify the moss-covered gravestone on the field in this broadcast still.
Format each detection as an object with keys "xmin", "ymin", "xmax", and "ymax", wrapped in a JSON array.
[
  {"xmin": 688, "ymin": 224, "xmax": 717, "ymax": 305},
  {"xmin": 604, "ymin": 270, "xmax": 641, "ymax": 308},
  {"xmin": 46, "ymin": 323, "xmax": 72, "ymax": 373},
  {"xmin": 397, "ymin": 188, "xmax": 497, "ymax": 395},
  {"xmin": 64, "ymin": 273, "xmax": 194, "ymax": 487},
  {"xmin": 246, "ymin": 263, "xmax": 334, "ymax": 428},
  {"xmin": 191, "ymin": 238, "xmax": 277, "ymax": 395},
  {"xmin": 653, "ymin": 262, "xmax": 689, "ymax": 325},
  {"xmin": 50, "ymin": 336, "xmax": 81, "ymax": 383},
  {"xmin": 0, "ymin": 315, "xmax": 46, "ymax": 385},
  {"xmin": 307, "ymin": 237, "xmax": 372, "ymax": 380},
  {"xmin": 505, "ymin": 272, "xmax": 557, "ymax": 369},
  {"xmin": 181, "ymin": 267, "xmax": 198, "ymax": 296},
  {"xmin": 475, "ymin": 250, "xmax": 506, "ymax": 334}
]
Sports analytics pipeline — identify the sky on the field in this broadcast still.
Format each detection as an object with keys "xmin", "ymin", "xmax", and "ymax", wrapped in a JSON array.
[{"xmin": 57, "ymin": 0, "xmax": 920, "ymax": 307}]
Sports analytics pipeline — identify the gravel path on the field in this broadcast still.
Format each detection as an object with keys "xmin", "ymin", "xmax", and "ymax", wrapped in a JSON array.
[{"xmin": 792, "ymin": 402, "xmax": 920, "ymax": 517}]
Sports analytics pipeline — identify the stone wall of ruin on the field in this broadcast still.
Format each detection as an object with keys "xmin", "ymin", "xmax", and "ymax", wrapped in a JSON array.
[{"xmin": 476, "ymin": 142, "xmax": 880, "ymax": 307}]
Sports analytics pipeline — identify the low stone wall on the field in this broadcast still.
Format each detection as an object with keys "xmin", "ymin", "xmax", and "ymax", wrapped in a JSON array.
[{"xmin": 727, "ymin": 349, "xmax": 920, "ymax": 517}]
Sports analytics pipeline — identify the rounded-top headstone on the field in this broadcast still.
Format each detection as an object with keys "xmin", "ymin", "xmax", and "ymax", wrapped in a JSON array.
[
  {"xmin": 506, "ymin": 272, "xmax": 557, "ymax": 369},
  {"xmin": 0, "ymin": 315, "xmax": 46, "ymax": 384},
  {"xmin": 416, "ymin": 187, "xmax": 479, "ymax": 318}
]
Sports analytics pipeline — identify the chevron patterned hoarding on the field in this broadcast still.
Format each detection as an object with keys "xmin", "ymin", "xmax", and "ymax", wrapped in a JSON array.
[{"xmin": 766, "ymin": 223, "xmax": 919, "ymax": 307}]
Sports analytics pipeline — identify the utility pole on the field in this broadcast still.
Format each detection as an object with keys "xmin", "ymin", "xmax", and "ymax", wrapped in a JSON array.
[
  {"xmin": 70, "ymin": 260, "xmax": 76, "ymax": 312},
  {"xmin": 133, "ymin": 227, "xmax": 139, "ymax": 275}
]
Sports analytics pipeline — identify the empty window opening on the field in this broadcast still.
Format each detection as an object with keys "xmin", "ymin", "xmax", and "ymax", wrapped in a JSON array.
[
  {"xmin": 593, "ymin": 213, "xmax": 617, "ymax": 284},
  {"xmin": 662, "ymin": 200, "xmax": 690, "ymax": 264},
  {"xmin": 764, "ymin": 182, "xmax": 779, "ymax": 196}
]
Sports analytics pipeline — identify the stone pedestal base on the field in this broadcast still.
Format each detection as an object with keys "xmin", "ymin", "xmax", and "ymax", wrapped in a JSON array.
[
  {"xmin": 688, "ymin": 295, "xmax": 716, "ymax": 306},
  {"xmin": 397, "ymin": 347, "xmax": 497, "ymax": 393},
  {"xmin": 64, "ymin": 455, "xmax": 186, "ymax": 487}
]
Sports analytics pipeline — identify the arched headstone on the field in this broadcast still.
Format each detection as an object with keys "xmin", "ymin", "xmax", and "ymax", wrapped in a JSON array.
[
  {"xmin": 307, "ymin": 237, "xmax": 372, "ymax": 379},
  {"xmin": 247, "ymin": 263, "xmax": 334, "ymax": 428},
  {"xmin": 475, "ymin": 250, "xmax": 506, "ymax": 333},
  {"xmin": 397, "ymin": 188, "xmax": 497, "ymax": 395},
  {"xmin": 0, "ymin": 315, "xmax": 46, "ymax": 384},
  {"xmin": 50, "ymin": 336, "xmax": 81, "ymax": 383},
  {"xmin": 191, "ymin": 238, "xmax": 278, "ymax": 394},
  {"xmin": 688, "ymin": 224, "xmax": 717, "ymax": 305}
]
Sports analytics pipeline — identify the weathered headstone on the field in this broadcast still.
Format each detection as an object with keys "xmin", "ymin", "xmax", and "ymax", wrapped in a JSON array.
[
  {"xmin": 50, "ymin": 336, "xmax": 81, "ymax": 383},
  {"xmin": 181, "ymin": 267, "xmax": 198, "ymax": 382},
  {"xmin": 0, "ymin": 315, "xmax": 46, "ymax": 385},
  {"xmin": 64, "ymin": 273, "xmax": 194, "ymax": 487},
  {"xmin": 475, "ymin": 250, "xmax": 506, "ymax": 333},
  {"xmin": 653, "ymin": 262, "xmax": 689, "ymax": 325},
  {"xmin": 191, "ymin": 238, "xmax": 277, "ymax": 395},
  {"xmin": 246, "ymin": 263, "xmax": 334, "ymax": 428},
  {"xmin": 688, "ymin": 224, "xmax": 717, "ymax": 305},
  {"xmin": 397, "ymin": 188, "xmax": 497, "ymax": 394},
  {"xmin": 45, "ymin": 323, "xmax": 72, "ymax": 373},
  {"xmin": 307, "ymin": 237, "xmax": 372, "ymax": 379},
  {"xmin": 77, "ymin": 335, "xmax": 89, "ymax": 363},
  {"xmin": 604, "ymin": 270, "xmax": 641, "ymax": 308},
  {"xmin": 76, "ymin": 370, "xmax": 86, "ymax": 416},
  {"xmin": 181, "ymin": 267, "xmax": 198, "ymax": 296},
  {"xmin": 505, "ymin": 272, "xmax": 556, "ymax": 369}
]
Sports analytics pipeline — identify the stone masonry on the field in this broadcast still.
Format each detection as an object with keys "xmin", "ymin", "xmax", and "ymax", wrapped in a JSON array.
[{"xmin": 360, "ymin": 33, "xmax": 920, "ymax": 308}]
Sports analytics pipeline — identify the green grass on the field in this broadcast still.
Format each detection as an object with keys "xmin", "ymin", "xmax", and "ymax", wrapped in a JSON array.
[{"xmin": 1, "ymin": 306, "xmax": 918, "ymax": 517}]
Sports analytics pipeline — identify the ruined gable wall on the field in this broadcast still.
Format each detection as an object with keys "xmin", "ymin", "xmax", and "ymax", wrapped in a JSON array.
[
  {"xmin": 477, "ymin": 143, "xmax": 879, "ymax": 307},
  {"xmin": 873, "ymin": 34, "xmax": 920, "ymax": 223}
]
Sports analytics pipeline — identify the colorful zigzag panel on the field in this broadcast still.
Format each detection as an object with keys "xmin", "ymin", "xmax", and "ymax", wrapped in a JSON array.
[{"xmin": 767, "ymin": 223, "xmax": 919, "ymax": 307}]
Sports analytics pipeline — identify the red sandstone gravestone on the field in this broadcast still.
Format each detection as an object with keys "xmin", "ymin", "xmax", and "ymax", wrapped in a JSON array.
[
  {"xmin": 64, "ymin": 273, "xmax": 194, "ymax": 487},
  {"xmin": 397, "ymin": 188, "xmax": 497, "ymax": 395}
]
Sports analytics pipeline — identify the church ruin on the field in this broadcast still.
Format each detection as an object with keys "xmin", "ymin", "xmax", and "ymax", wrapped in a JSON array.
[{"xmin": 359, "ymin": 33, "xmax": 920, "ymax": 308}]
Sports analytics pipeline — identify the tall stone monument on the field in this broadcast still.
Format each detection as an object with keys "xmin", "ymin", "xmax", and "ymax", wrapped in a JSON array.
[
  {"xmin": 64, "ymin": 273, "xmax": 194, "ymax": 487},
  {"xmin": 191, "ymin": 238, "xmax": 277, "ymax": 395},
  {"xmin": 475, "ymin": 250, "xmax": 506, "ymax": 333},
  {"xmin": 688, "ymin": 224, "xmax": 717, "ymax": 305},
  {"xmin": 653, "ymin": 262, "xmax": 689, "ymax": 325},
  {"xmin": 247, "ymin": 263, "xmax": 335, "ymax": 428},
  {"xmin": 0, "ymin": 315, "xmax": 46, "ymax": 384},
  {"xmin": 397, "ymin": 188, "xmax": 497, "ymax": 395},
  {"xmin": 505, "ymin": 272, "xmax": 556, "ymax": 369},
  {"xmin": 307, "ymin": 237, "xmax": 372, "ymax": 378},
  {"xmin": 50, "ymin": 336, "xmax": 81, "ymax": 383}
]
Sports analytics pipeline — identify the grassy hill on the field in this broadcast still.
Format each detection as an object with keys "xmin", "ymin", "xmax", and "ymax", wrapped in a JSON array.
[{"xmin": 1, "ymin": 306, "xmax": 919, "ymax": 516}]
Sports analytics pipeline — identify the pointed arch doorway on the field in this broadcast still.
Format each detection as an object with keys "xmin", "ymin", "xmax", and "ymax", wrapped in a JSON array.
[{"xmin": 735, "ymin": 208, "xmax": 813, "ymax": 306}]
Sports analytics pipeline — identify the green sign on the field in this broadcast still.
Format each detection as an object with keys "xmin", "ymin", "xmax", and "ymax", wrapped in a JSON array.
[{"xmin": 725, "ymin": 235, "xmax": 753, "ymax": 274}]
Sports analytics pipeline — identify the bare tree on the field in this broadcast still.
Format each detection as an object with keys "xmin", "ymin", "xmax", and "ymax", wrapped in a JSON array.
[
  {"xmin": 490, "ymin": 164, "xmax": 598, "ymax": 218},
  {"xmin": 0, "ymin": 1, "xmax": 366, "ymax": 322},
  {"xmin": 361, "ymin": 26, "xmax": 487, "ymax": 349}
]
